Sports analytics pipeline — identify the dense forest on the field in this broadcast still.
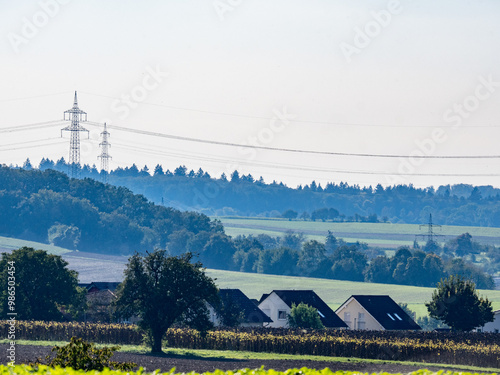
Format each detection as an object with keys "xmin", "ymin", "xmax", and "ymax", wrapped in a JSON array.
[
  {"xmin": 0, "ymin": 164, "xmax": 495, "ymax": 289},
  {"xmin": 28, "ymin": 158, "xmax": 500, "ymax": 227},
  {"xmin": 0, "ymin": 166, "xmax": 223, "ymax": 254}
]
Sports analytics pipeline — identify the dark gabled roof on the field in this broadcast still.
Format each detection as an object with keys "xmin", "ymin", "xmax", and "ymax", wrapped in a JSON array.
[
  {"xmin": 220, "ymin": 289, "xmax": 272, "ymax": 323},
  {"xmin": 87, "ymin": 282, "xmax": 121, "ymax": 292},
  {"xmin": 259, "ymin": 293, "xmax": 270, "ymax": 304},
  {"xmin": 346, "ymin": 295, "xmax": 421, "ymax": 330},
  {"xmin": 272, "ymin": 290, "xmax": 348, "ymax": 328}
]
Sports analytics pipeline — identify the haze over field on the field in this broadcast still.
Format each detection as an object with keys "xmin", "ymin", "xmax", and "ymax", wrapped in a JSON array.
[{"xmin": 1, "ymin": 0, "xmax": 499, "ymax": 188}]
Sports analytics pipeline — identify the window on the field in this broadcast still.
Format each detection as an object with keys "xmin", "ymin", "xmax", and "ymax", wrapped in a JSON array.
[
  {"xmin": 344, "ymin": 312, "xmax": 351, "ymax": 322},
  {"xmin": 278, "ymin": 310, "xmax": 287, "ymax": 320},
  {"xmin": 358, "ymin": 312, "xmax": 365, "ymax": 321},
  {"xmin": 387, "ymin": 313, "xmax": 395, "ymax": 321},
  {"xmin": 394, "ymin": 313, "xmax": 403, "ymax": 321},
  {"xmin": 358, "ymin": 321, "xmax": 366, "ymax": 329}
]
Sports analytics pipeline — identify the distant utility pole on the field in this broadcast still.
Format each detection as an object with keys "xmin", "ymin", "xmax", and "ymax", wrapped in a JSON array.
[
  {"xmin": 416, "ymin": 213, "xmax": 443, "ymax": 244},
  {"xmin": 98, "ymin": 122, "xmax": 111, "ymax": 183},
  {"xmin": 61, "ymin": 92, "xmax": 89, "ymax": 178}
]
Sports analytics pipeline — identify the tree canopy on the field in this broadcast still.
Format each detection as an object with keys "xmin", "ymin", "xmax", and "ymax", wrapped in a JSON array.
[
  {"xmin": 287, "ymin": 302, "xmax": 325, "ymax": 329},
  {"xmin": 114, "ymin": 251, "xmax": 219, "ymax": 353},
  {"xmin": 0, "ymin": 247, "xmax": 80, "ymax": 321},
  {"xmin": 0, "ymin": 166, "xmax": 223, "ymax": 255},
  {"xmin": 426, "ymin": 275, "xmax": 494, "ymax": 331}
]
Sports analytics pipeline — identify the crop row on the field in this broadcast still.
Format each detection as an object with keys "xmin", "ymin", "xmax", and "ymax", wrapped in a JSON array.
[
  {"xmin": 1, "ymin": 321, "xmax": 500, "ymax": 368},
  {"xmin": 0, "ymin": 365, "xmax": 490, "ymax": 375}
]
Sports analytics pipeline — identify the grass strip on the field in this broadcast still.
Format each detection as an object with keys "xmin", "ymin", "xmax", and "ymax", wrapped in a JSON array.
[{"xmin": 4, "ymin": 339, "xmax": 499, "ymax": 373}]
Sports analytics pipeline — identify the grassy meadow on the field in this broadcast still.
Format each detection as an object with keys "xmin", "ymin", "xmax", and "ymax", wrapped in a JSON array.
[
  {"xmin": 0, "ymin": 235, "xmax": 71, "ymax": 255},
  {"xmin": 217, "ymin": 216, "xmax": 500, "ymax": 248}
]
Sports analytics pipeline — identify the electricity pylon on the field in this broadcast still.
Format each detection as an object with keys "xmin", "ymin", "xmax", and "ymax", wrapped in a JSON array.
[
  {"xmin": 61, "ymin": 92, "xmax": 89, "ymax": 178},
  {"xmin": 98, "ymin": 122, "xmax": 111, "ymax": 183}
]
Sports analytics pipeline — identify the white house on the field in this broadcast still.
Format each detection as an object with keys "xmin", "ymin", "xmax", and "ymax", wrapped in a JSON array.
[
  {"xmin": 478, "ymin": 310, "xmax": 500, "ymax": 333},
  {"xmin": 335, "ymin": 295, "xmax": 421, "ymax": 330},
  {"xmin": 258, "ymin": 290, "xmax": 348, "ymax": 328}
]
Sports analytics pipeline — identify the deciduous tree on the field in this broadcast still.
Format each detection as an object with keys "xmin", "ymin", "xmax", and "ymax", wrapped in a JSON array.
[
  {"xmin": 287, "ymin": 302, "xmax": 324, "ymax": 329},
  {"xmin": 426, "ymin": 275, "xmax": 493, "ymax": 331},
  {"xmin": 0, "ymin": 247, "xmax": 80, "ymax": 321},
  {"xmin": 114, "ymin": 251, "xmax": 218, "ymax": 353}
]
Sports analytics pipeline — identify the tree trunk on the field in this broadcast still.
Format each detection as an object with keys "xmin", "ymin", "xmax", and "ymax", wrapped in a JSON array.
[{"xmin": 151, "ymin": 329, "xmax": 164, "ymax": 353}]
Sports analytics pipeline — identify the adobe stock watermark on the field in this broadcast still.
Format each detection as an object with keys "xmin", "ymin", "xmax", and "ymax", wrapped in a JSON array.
[
  {"xmin": 7, "ymin": 0, "xmax": 72, "ymax": 54},
  {"xmin": 110, "ymin": 65, "xmax": 169, "ymax": 120},
  {"xmin": 385, "ymin": 74, "xmax": 500, "ymax": 185},
  {"xmin": 191, "ymin": 106, "xmax": 297, "ymax": 208},
  {"xmin": 340, "ymin": 0, "xmax": 402, "ymax": 63},
  {"xmin": 213, "ymin": 0, "xmax": 243, "ymax": 22}
]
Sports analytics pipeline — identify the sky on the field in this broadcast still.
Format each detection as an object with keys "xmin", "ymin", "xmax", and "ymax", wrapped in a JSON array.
[{"xmin": 1, "ymin": 0, "xmax": 499, "ymax": 189}]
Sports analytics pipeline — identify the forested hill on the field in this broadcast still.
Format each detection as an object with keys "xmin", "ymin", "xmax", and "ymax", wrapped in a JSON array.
[
  {"xmin": 21, "ymin": 158, "xmax": 500, "ymax": 227},
  {"xmin": 0, "ymin": 166, "xmax": 223, "ymax": 254}
]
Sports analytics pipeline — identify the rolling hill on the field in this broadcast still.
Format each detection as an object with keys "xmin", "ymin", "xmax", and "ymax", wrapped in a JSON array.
[{"xmin": 218, "ymin": 216, "xmax": 500, "ymax": 249}]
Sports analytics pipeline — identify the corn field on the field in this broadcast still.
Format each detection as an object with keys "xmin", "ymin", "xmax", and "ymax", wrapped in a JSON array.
[{"xmin": 1, "ymin": 321, "xmax": 500, "ymax": 368}]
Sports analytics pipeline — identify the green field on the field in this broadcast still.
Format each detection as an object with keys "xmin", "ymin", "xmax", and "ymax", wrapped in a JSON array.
[
  {"xmin": 0, "ymin": 235, "xmax": 71, "ymax": 255},
  {"xmin": 217, "ymin": 216, "xmax": 500, "ymax": 248},
  {"xmin": 207, "ymin": 269, "xmax": 500, "ymax": 318}
]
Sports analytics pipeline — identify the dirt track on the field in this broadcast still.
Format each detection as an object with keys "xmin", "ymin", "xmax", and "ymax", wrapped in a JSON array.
[{"xmin": 1, "ymin": 344, "xmax": 493, "ymax": 373}]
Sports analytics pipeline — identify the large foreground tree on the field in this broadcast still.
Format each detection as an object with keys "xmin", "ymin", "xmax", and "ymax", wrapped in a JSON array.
[
  {"xmin": 114, "ymin": 251, "xmax": 219, "ymax": 353},
  {"xmin": 426, "ymin": 275, "xmax": 493, "ymax": 331},
  {"xmin": 0, "ymin": 247, "xmax": 80, "ymax": 321}
]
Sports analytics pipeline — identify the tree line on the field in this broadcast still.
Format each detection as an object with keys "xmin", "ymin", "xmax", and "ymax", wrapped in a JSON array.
[
  {"xmin": 22, "ymin": 157, "xmax": 500, "ymax": 227},
  {"xmin": 0, "ymin": 166, "xmax": 222, "ymax": 254},
  {"xmin": 226, "ymin": 231, "xmax": 495, "ymax": 289}
]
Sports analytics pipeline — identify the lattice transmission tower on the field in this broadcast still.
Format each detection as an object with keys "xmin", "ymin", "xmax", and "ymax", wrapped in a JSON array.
[
  {"xmin": 416, "ymin": 213, "xmax": 443, "ymax": 243},
  {"xmin": 98, "ymin": 122, "xmax": 111, "ymax": 183},
  {"xmin": 61, "ymin": 92, "xmax": 89, "ymax": 178}
]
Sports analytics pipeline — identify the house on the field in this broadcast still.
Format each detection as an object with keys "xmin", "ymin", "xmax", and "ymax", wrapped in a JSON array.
[
  {"xmin": 258, "ymin": 290, "xmax": 348, "ymax": 328},
  {"xmin": 82, "ymin": 282, "xmax": 121, "ymax": 293},
  {"xmin": 478, "ymin": 310, "xmax": 500, "ymax": 333},
  {"xmin": 78, "ymin": 281, "xmax": 139, "ymax": 323},
  {"xmin": 336, "ymin": 295, "xmax": 421, "ymax": 330},
  {"xmin": 208, "ymin": 289, "xmax": 272, "ymax": 327}
]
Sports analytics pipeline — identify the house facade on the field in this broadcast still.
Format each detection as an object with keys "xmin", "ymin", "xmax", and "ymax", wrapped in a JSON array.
[
  {"xmin": 336, "ymin": 295, "xmax": 421, "ymax": 330},
  {"xmin": 258, "ymin": 290, "xmax": 348, "ymax": 328},
  {"xmin": 479, "ymin": 310, "xmax": 500, "ymax": 333},
  {"xmin": 208, "ymin": 289, "xmax": 272, "ymax": 327}
]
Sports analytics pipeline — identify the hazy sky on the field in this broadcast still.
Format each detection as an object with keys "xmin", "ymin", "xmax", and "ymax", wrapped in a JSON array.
[{"xmin": 1, "ymin": 0, "xmax": 499, "ymax": 188}]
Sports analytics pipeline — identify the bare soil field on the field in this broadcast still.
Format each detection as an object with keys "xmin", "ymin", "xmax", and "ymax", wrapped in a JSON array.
[{"xmin": 1, "ymin": 344, "xmax": 494, "ymax": 373}]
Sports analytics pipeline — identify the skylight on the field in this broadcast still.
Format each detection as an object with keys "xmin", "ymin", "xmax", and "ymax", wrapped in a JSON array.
[
  {"xmin": 387, "ymin": 313, "xmax": 395, "ymax": 320},
  {"xmin": 394, "ymin": 313, "xmax": 403, "ymax": 321},
  {"xmin": 318, "ymin": 310, "xmax": 325, "ymax": 318}
]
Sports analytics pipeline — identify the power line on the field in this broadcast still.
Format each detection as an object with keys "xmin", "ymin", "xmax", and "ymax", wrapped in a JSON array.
[
  {"xmin": 86, "ymin": 121, "xmax": 500, "ymax": 160},
  {"xmin": 80, "ymin": 91, "xmax": 499, "ymax": 128},
  {"xmin": 0, "ymin": 120, "xmax": 65, "ymax": 133},
  {"xmin": 0, "ymin": 140, "xmax": 66, "ymax": 152},
  {"xmin": 113, "ymin": 142, "xmax": 500, "ymax": 177},
  {"xmin": 0, "ymin": 137, "xmax": 62, "ymax": 149}
]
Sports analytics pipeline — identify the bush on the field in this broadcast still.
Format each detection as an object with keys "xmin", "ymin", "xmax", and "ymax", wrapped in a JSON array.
[{"xmin": 32, "ymin": 337, "xmax": 136, "ymax": 371}]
